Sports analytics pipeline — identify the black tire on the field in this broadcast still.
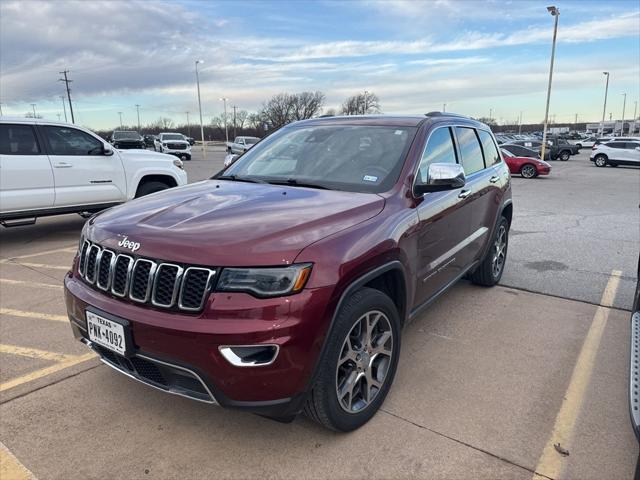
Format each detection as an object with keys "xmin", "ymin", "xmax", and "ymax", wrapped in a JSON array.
[
  {"xmin": 304, "ymin": 287, "xmax": 401, "ymax": 432},
  {"xmin": 135, "ymin": 181, "xmax": 169, "ymax": 198},
  {"xmin": 469, "ymin": 216, "xmax": 509, "ymax": 286},
  {"xmin": 575, "ymin": 143, "xmax": 582, "ymax": 149},
  {"xmin": 609, "ymin": 162, "xmax": 618, "ymax": 167},
  {"xmin": 520, "ymin": 164, "xmax": 537, "ymax": 179},
  {"xmin": 594, "ymin": 154, "xmax": 607, "ymax": 167},
  {"xmin": 559, "ymin": 150, "xmax": 570, "ymax": 161}
]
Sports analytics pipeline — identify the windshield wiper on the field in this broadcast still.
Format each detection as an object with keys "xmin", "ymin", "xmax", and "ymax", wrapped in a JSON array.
[
  {"xmin": 266, "ymin": 178, "xmax": 331, "ymax": 190},
  {"xmin": 216, "ymin": 174, "xmax": 267, "ymax": 184}
]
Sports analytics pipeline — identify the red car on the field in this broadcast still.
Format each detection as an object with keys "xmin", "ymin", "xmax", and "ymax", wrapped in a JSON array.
[
  {"xmin": 65, "ymin": 113, "xmax": 512, "ymax": 431},
  {"xmin": 500, "ymin": 147, "xmax": 551, "ymax": 178}
]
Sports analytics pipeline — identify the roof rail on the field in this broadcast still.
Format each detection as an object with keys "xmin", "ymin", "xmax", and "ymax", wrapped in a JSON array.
[{"xmin": 424, "ymin": 111, "xmax": 470, "ymax": 119}]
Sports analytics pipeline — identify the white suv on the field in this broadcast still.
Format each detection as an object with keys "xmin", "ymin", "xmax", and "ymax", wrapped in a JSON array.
[
  {"xmin": 0, "ymin": 118, "xmax": 188, "ymax": 226},
  {"xmin": 154, "ymin": 133, "xmax": 192, "ymax": 160},
  {"xmin": 590, "ymin": 140, "xmax": 640, "ymax": 168}
]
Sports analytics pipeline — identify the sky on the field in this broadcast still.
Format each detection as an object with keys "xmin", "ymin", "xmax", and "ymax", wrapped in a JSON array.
[{"xmin": 0, "ymin": 0, "xmax": 639, "ymax": 130}]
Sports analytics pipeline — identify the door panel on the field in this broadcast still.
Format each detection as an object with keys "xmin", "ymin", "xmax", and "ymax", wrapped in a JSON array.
[
  {"xmin": 41, "ymin": 125, "xmax": 126, "ymax": 207},
  {"xmin": 0, "ymin": 124, "xmax": 54, "ymax": 212}
]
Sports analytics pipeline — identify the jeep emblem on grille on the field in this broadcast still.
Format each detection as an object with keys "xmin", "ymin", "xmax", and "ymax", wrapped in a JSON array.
[{"xmin": 117, "ymin": 235, "xmax": 141, "ymax": 253}]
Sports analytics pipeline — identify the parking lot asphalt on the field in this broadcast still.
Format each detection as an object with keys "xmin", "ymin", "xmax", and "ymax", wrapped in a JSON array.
[{"xmin": 0, "ymin": 147, "xmax": 638, "ymax": 479}]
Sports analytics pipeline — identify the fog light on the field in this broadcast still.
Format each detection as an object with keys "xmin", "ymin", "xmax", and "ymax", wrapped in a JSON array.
[{"xmin": 219, "ymin": 345, "xmax": 279, "ymax": 367}]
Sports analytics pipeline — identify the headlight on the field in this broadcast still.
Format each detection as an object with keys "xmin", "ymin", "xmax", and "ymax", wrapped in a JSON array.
[
  {"xmin": 216, "ymin": 264, "xmax": 312, "ymax": 297},
  {"xmin": 173, "ymin": 158, "xmax": 184, "ymax": 170},
  {"xmin": 162, "ymin": 142, "xmax": 168, "ymax": 147}
]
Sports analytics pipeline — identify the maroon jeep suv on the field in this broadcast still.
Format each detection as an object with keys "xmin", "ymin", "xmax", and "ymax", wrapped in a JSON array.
[{"xmin": 64, "ymin": 113, "xmax": 512, "ymax": 431}]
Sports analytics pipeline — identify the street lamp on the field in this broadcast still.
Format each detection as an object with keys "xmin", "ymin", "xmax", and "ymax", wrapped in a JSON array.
[
  {"xmin": 539, "ymin": 5, "xmax": 559, "ymax": 165},
  {"xmin": 600, "ymin": 72, "xmax": 609, "ymax": 136},
  {"xmin": 118, "ymin": 112, "xmax": 123, "ymax": 128},
  {"xmin": 135, "ymin": 104, "xmax": 141, "ymax": 132},
  {"xmin": 518, "ymin": 111, "xmax": 523, "ymax": 134},
  {"xmin": 620, "ymin": 93, "xmax": 627, "ymax": 136},
  {"xmin": 195, "ymin": 60, "xmax": 206, "ymax": 158},
  {"xmin": 219, "ymin": 97, "xmax": 229, "ymax": 143}
]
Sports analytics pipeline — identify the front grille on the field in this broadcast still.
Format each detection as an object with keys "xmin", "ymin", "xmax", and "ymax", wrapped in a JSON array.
[
  {"xmin": 79, "ymin": 241, "xmax": 216, "ymax": 312},
  {"xmin": 167, "ymin": 143, "xmax": 187, "ymax": 150}
]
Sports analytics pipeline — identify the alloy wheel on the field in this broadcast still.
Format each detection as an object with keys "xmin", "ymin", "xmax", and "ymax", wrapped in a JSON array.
[
  {"xmin": 521, "ymin": 165, "xmax": 536, "ymax": 178},
  {"xmin": 595, "ymin": 156, "xmax": 607, "ymax": 167},
  {"xmin": 335, "ymin": 310, "xmax": 393, "ymax": 413},
  {"xmin": 492, "ymin": 224, "xmax": 507, "ymax": 278}
]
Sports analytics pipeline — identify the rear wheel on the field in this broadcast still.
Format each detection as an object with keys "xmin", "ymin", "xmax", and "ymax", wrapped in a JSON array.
[
  {"xmin": 575, "ymin": 143, "xmax": 582, "ymax": 149},
  {"xmin": 594, "ymin": 155, "xmax": 607, "ymax": 167},
  {"xmin": 304, "ymin": 287, "xmax": 400, "ymax": 432},
  {"xmin": 470, "ymin": 216, "xmax": 509, "ymax": 286},
  {"xmin": 520, "ymin": 164, "xmax": 537, "ymax": 179},
  {"xmin": 135, "ymin": 181, "xmax": 170, "ymax": 198},
  {"xmin": 559, "ymin": 150, "xmax": 570, "ymax": 161}
]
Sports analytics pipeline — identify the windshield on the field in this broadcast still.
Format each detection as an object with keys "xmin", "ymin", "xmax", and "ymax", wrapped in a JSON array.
[
  {"xmin": 162, "ymin": 134, "xmax": 184, "ymax": 141},
  {"xmin": 113, "ymin": 131, "xmax": 140, "ymax": 139},
  {"xmin": 223, "ymin": 125, "xmax": 417, "ymax": 193},
  {"xmin": 245, "ymin": 137, "xmax": 260, "ymax": 144}
]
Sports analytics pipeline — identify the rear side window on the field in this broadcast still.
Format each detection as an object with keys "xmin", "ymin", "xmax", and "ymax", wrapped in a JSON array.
[
  {"xmin": 455, "ymin": 127, "xmax": 485, "ymax": 175},
  {"xmin": 417, "ymin": 127, "xmax": 457, "ymax": 183},
  {"xmin": 0, "ymin": 124, "xmax": 41, "ymax": 155},
  {"xmin": 44, "ymin": 126, "xmax": 102, "ymax": 155},
  {"xmin": 607, "ymin": 142, "xmax": 624, "ymax": 149},
  {"xmin": 626, "ymin": 142, "xmax": 639, "ymax": 150},
  {"xmin": 477, "ymin": 130, "xmax": 501, "ymax": 166}
]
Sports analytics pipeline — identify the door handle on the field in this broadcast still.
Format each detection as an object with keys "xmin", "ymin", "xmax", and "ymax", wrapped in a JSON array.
[
  {"xmin": 53, "ymin": 162, "xmax": 73, "ymax": 168},
  {"xmin": 458, "ymin": 190, "xmax": 471, "ymax": 199},
  {"xmin": 489, "ymin": 175, "xmax": 500, "ymax": 183}
]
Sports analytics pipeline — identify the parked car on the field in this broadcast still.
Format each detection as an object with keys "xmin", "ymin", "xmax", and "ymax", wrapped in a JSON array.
[
  {"xmin": 143, "ymin": 134, "xmax": 157, "ymax": 148},
  {"xmin": 501, "ymin": 147, "xmax": 551, "ymax": 178},
  {"xmin": 226, "ymin": 136, "xmax": 260, "ymax": 154},
  {"xmin": 590, "ymin": 140, "xmax": 640, "ymax": 167},
  {"xmin": 65, "ymin": 113, "xmax": 512, "ymax": 431},
  {"xmin": 154, "ymin": 132, "xmax": 192, "ymax": 160},
  {"xmin": 501, "ymin": 143, "xmax": 550, "ymax": 161},
  {"xmin": 109, "ymin": 130, "xmax": 145, "ymax": 150},
  {"xmin": 184, "ymin": 136, "xmax": 195, "ymax": 145},
  {"xmin": 568, "ymin": 136, "xmax": 597, "ymax": 149},
  {"xmin": 0, "ymin": 118, "xmax": 187, "ymax": 226}
]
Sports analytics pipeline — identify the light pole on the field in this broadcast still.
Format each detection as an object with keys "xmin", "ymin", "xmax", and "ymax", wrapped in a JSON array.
[
  {"xmin": 518, "ymin": 111, "xmax": 523, "ymax": 134},
  {"xmin": 539, "ymin": 5, "xmax": 559, "ymax": 165},
  {"xmin": 232, "ymin": 105, "xmax": 237, "ymax": 138},
  {"xmin": 118, "ymin": 112, "xmax": 123, "ymax": 128},
  {"xmin": 443, "ymin": 103, "xmax": 446, "ymax": 112},
  {"xmin": 30, "ymin": 103, "xmax": 37, "ymax": 117},
  {"xmin": 600, "ymin": 72, "xmax": 609, "ymax": 136},
  {"xmin": 60, "ymin": 96, "xmax": 67, "ymax": 122},
  {"xmin": 135, "ymin": 104, "xmax": 141, "ymax": 132},
  {"xmin": 186, "ymin": 111, "xmax": 190, "ymax": 137},
  {"xmin": 219, "ymin": 97, "xmax": 229, "ymax": 143},
  {"xmin": 620, "ymin": 93, "xmax": 627, "ymax": 136},
  {"xmin": 489, "ymin": 108, "xmax": 493, "ymax": 121},
  {"xmin": 195, "ymin": 60, "xmax": 206, "ymax": 158},
  {"xmin": 634, "ymin": 101, "xmax": 638, "ymax": 134}
]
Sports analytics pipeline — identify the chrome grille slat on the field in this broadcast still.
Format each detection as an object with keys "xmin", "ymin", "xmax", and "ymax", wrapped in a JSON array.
[{"xmin": 79, "ymin": 241, "xmax": 214, "ymax": 312}]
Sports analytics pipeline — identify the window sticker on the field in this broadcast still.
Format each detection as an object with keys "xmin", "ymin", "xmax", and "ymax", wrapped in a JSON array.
[{"xmin": 363, "ymin": 175, "xmax": 379, "ymax": 182}]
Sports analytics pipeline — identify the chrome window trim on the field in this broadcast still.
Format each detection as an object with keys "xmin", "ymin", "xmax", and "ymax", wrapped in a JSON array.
[
  {"xmin": 129, "ymin": 258, "xmax": 157, "ymax": 303},
  {"xmin": 178, "ymin": 267, "xmax": 217, "ymax": 312},
  {"xmin": 151, "ymin": 263, "xmax": 184, "ymax": 308},
  {"xmin": 96, "ymin": 249, "xmax": 116, "ymax": 291},
  {"xmin": 111, "ymin": 254, "xmax": 134, "ymax": 297},
  {"xmin": 84, "ymin": 244, "xmax": 101, "ymax": 284}
]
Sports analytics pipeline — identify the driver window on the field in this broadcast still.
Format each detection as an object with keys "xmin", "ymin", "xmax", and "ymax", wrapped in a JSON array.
[
  {"xmin": 43, "ymin": 126, "xmax": 102, "ymax": 156},
  {"xmin": 417, "ymin": 127, "xmax": 457, "ymax": 183}
]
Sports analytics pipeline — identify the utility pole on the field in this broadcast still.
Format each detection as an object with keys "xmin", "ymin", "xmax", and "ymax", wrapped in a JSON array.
[
  {"xmin": 0, "ymin": 103, "xmax": 3, "ymax": 116},
  {"xmin": 518, "ymin": 111, "xmax": 523, "ymax": 134},
  {"xmin": 60, "ymin": 96, "xmax": 68, "ymax": 122},
  {"xmin": 442, "ymin": 103, "xmax": 446, "ymax": 112},
  {"xmin": 59, "ymin": 70, "xmax": 75, "ymax": 123},
  {"xmin": 186, "ymin": 111, "xmax": 190, "ymax": 137},
  {"xmin": 30, "ymin": 104, "xmax": 37, "ymax": 117},
  {"xmin": 620, "ymin": 93, "xmax": 627, "ymax": 136},
  {"xmin": 574, "ymin": 113, "xmax": 578, "ymax": 127},
  {"xmin": 135, "ymin": 104, "xmax": 141, "ymax": 132},
  {"xmin": 489, "ymin": 108, "xmax": 493, "ymax": 121},
  {"xmin": 600, "ymin": 72, "xmax": 609, "ymax": 136},
  {"xmin": 232, "ymin": 105, "xmax": 237, "ymax": 138},
  {"xmin": 195, "ymin": 60, "xmax": 206, "ymax": 158},
  {"xmin": 540, "ymin": 6, "xmax": 559, "ymax": 165},
  {"xmin": 118, "ymin": 112, "xmax": 123, "ymax": 128}
]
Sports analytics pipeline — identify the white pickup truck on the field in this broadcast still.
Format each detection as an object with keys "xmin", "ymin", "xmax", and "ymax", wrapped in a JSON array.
[
  {"xmin": 226, "ymin": 136, "xmax": 260, "ymax": 155},
  {"xmin": 0, "ymin": 118, "xmax": 188, "ymax": 226}
]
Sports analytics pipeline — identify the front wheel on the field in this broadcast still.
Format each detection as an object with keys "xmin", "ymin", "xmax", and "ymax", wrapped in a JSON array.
[
  {"xmin": 470, "ymin": 216, "xmax": 509, "ymax": 286},
  {"xmin": 304, "ymin": 287, "xmax": 400, "ymax": 432},
  {"xmin": 559, "ymin": 151, "xmax": 570, "ymax": 161},
  {"xmin": 520, "ymin": 164, "xmax": 537, "ymax": 179},
  {"xmin": 594, "ymin": 155, "xmax": 607, "ymax": 167},
  {"xmin": 135, "ymin": 181, "xmax": 169, "ymax": 198}
]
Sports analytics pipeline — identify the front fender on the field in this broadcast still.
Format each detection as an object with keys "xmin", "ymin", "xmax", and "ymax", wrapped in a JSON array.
[{"xmin": 126, "ymin": 166, "xmax": 187, "ymax": 199}]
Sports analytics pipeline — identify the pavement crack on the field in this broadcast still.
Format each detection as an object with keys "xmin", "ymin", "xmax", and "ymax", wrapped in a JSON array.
[{"xmin": 380, "ymin": 408, "xmax": 555, "ymax": 480}]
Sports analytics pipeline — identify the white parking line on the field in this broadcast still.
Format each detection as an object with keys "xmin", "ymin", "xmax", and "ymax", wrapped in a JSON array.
[
  {"xmin": 0, "ymin": 344, "xmax": 72, "ymax": 363},
  {"xmin": 0, "ymin": 246, "xmax": 76, "ymax": 263},
  {"xmin": 0, "ymin": 441, "xmax": 36, "ymax": 480},
  {"xmin": 2, "ymin": 262, "xmax": 69, "ymax": 271},
  {"xmin": 0, "ymin": 279, "xmax": 62, "ymax": 290},
  {"xmin": 0, "ymin": 308, "xmax": 68, "ymax": 323}
]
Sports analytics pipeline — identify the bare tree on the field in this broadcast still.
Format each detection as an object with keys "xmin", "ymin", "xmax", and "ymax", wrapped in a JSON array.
[
  {"xmin": 235, "ymin": 109, "xmax": 249, "ymax": 129},
  {"xmin": 247, "ymin": 112, "xmax": 263, "ymax": 130},
  {"xmin": 24, "ymin": 112, "xmax": 43, "ymax": 119},
  {"xmin": 259, "ymin": 91, "xmax": 325, "ymax": 129},
  {"xmin": 151, "ymin": 117, "xmax": 174, "ymax": 129},
  {"xmin": 341, "ymin": 92, "xmax": 381, "ymax": 115}
]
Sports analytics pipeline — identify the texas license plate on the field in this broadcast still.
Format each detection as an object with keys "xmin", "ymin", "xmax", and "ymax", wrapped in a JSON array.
[{"xmin": 86, "ymin": 310, "xmax": 127, "ymax": 356}]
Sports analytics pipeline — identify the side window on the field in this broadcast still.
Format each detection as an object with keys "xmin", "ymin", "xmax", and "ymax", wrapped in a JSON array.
[
  {"xmin": 477, "ymin": 130, "xmax": 501, "ymax": 166},
  {"xmin": 608, "ymin": 142, "xmax": 623, "ymax": 149},
  {"xmin": 417, "ymin": 127, "xmax": 457, "ymax": 183},
  {"xmin": 0, "ymin": 124, "xmax": 41, "ymax": 155},
  {"xmin": 625, "ymin": 142, "xmax": 639, "ymax": 150},
  {"xmin": 455, "ymin": 127, "xmax": 485, "ymax": 175},
  {"xmin": 44, "ymin": 126, "xmax": 102, "ymax": 155}
]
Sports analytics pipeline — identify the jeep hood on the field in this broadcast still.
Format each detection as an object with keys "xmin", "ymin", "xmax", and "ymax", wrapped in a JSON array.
[{"xmin": 89, "ymin": 180, "xmax": 384, "ymax": 266}]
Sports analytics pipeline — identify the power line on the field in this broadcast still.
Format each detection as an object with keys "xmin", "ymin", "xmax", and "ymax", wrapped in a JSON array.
[{"xmin": 58, "ymin": 70, "xmax": 75, "ymax": 123}]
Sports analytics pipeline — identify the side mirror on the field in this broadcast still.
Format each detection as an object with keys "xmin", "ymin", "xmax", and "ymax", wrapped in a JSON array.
[
  {"xmin": 103, "ymin": 145, "xmax": 114, "ymax": 156},
  {"xmin": 223, "ymin": 153, "xmax": 239, "ymax": 167},
  {"xmin": 414, "ymin": 163, "xmax": 465, "ymax": 195}
]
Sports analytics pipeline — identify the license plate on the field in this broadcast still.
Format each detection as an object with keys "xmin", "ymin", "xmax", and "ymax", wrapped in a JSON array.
[{"xmin": 86, "ymin": 310, "xmax": 127, "ymax": 356}]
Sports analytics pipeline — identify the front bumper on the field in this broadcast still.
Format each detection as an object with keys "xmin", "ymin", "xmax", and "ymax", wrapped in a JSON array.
[
  {"xmin": 161, "ymin": 147, "xmax": 191, "ymax": 158},
  {"xmin": 64, "ymin": 271, "xmax": 336, "ymax": 417}
]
